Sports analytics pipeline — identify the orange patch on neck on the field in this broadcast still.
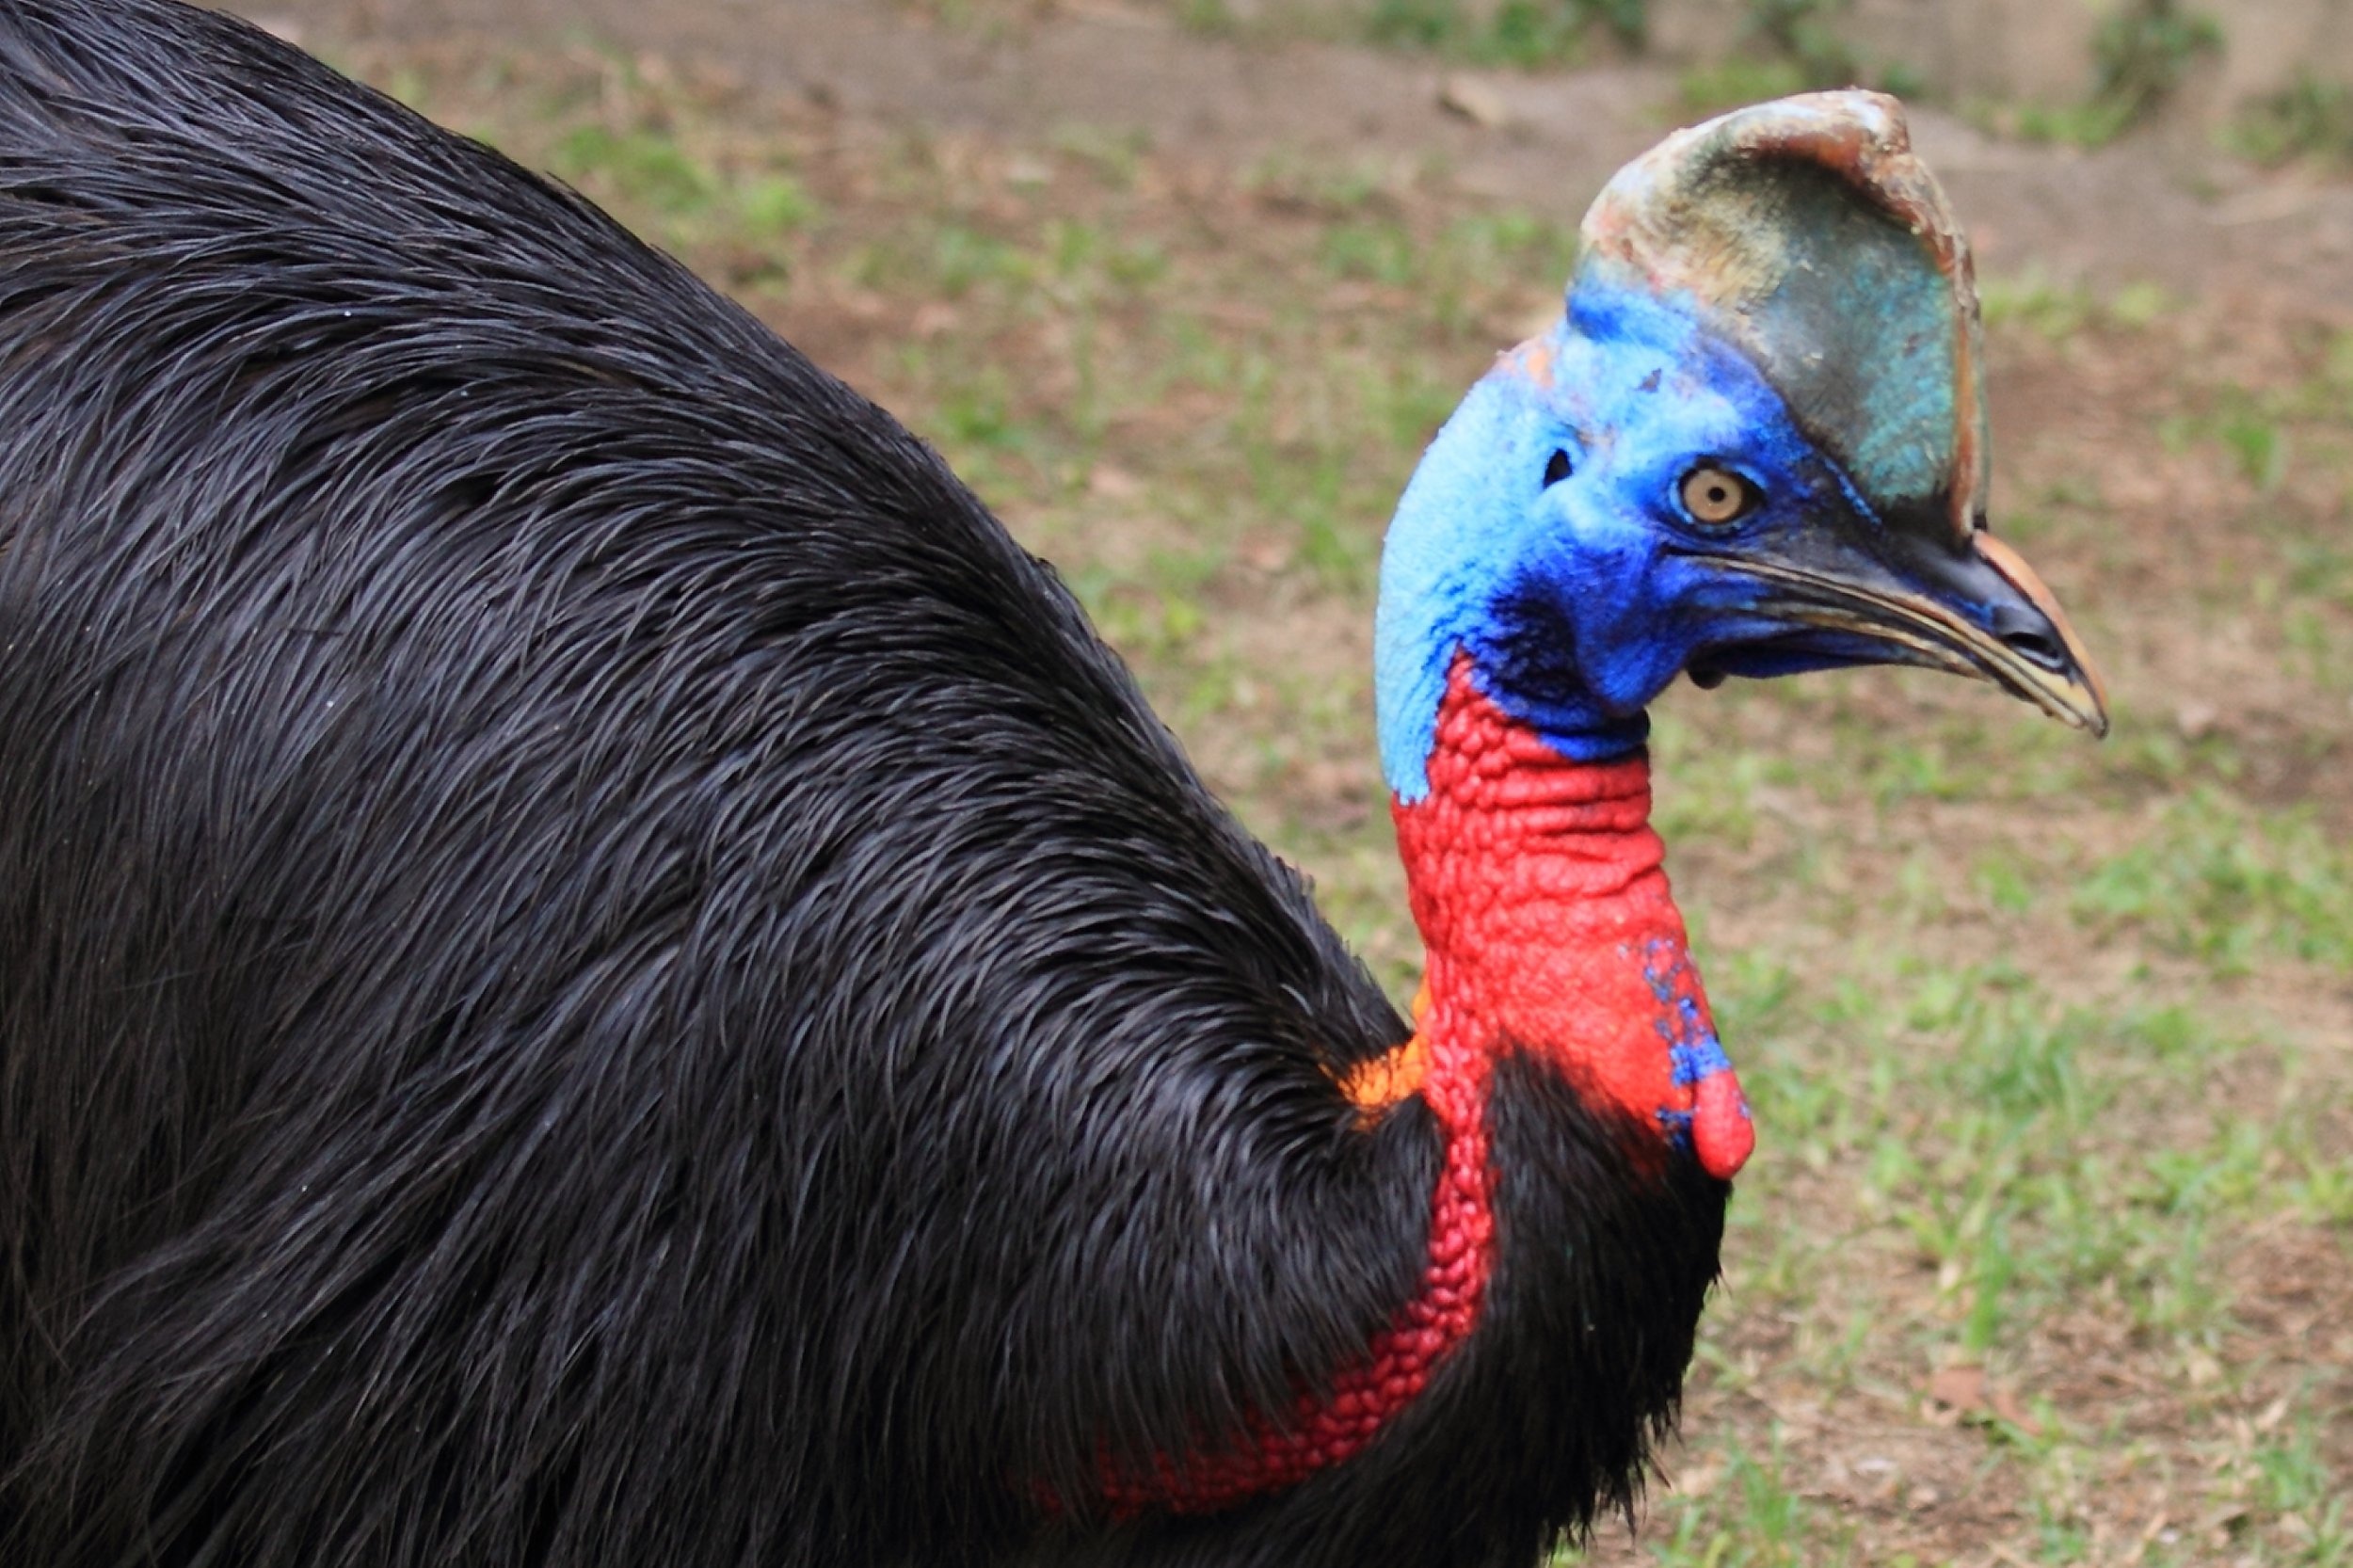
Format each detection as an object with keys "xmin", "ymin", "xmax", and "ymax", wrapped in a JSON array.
[{"xmin": 1337, "ymin": 977, "xmax": 1434, "ymax": 1112}]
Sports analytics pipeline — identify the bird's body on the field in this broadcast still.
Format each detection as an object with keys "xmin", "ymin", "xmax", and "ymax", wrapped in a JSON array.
[
  {"xmin": 0, "ymin": 3, "xmax": 2105, "ymax": 1565},
  {"xmin": 0, "ymin": 5, "xmax": 1709, "ymax": 1562}
]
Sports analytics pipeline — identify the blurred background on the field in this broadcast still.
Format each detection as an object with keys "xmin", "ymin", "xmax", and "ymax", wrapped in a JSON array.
[{"xmin": 231, "ymin": 2, "xmax": 2349, "ymax": 1562}]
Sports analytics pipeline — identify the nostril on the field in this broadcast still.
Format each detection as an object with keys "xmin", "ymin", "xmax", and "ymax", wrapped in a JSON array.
[{"xmin": 1990, "ymin": 605, "xmax": 2065, "ymax": 670}]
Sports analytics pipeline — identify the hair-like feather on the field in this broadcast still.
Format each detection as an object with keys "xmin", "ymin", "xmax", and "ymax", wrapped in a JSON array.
[{"xmin": 0, "ymin": 3, "xmax": 1721, "ymax": 1564}]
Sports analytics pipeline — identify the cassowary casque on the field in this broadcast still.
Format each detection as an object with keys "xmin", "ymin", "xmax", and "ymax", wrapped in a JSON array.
[{"xmin": 0, "ymin": 4, "xmax": 2104, "ymax": 1565}]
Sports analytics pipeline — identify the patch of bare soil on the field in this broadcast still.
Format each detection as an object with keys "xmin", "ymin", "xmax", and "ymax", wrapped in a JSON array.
[{"xmin": 259, "ymin": 0, "xmax": 2353, "ymax": 313}]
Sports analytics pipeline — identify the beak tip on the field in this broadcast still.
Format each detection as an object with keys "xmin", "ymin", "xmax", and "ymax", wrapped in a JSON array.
[
  {"xmin": 2037, "ymin": 669, "xmax": 2107, "ymax": 740},
  {"xmin": 2044, "ymin": 665, "xmax": 2110, "ymax": 739},
  {"xmin": 1976, "ymin": 533, "xmax": 2109, "ymax": 744}
]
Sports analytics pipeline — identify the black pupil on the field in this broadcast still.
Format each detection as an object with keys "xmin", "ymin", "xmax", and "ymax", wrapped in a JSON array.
[{"xmin": 1544, "ymin": 449, "xmax": 1572, "ymax": 486}]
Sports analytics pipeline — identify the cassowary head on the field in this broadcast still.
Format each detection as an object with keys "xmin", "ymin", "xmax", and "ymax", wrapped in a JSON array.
[{"xmin": 1377, "ymin": 90, "xmax": 2108, "ymax": 798}]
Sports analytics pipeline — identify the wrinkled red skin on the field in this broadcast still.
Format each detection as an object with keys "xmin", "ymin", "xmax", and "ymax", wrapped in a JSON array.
[
  {"xmin": 1102, "ymin": 662, "xmax": 1750, "ymax": 1514},
  {"xmin": 1400, "ymin": 664, "xmax": 1753, "ymax": 1182}
]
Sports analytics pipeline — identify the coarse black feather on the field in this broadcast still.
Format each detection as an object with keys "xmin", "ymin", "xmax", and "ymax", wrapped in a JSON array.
[
  {"xmin": 1026, "ymin": 1054, "xmax": 1725, "ymax": 1568},
  {"xmin": 0, "ymin": 2, "xmax": 1725, "ymax": 1563}
]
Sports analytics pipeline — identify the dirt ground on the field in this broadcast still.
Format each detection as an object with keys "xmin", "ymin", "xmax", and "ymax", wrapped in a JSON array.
[
  {"xmin": 259, "ymin": 0, "xmax": 2353, "ymax": 312},
  {"xmin": 224, "ymin": 3, "xmax": 2353, "ymax": 1563}
]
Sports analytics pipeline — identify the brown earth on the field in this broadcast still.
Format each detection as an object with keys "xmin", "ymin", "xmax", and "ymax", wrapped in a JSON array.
[{"xmin": 260, "ymin": 0, "xmax": 2353, "ymax": 314}]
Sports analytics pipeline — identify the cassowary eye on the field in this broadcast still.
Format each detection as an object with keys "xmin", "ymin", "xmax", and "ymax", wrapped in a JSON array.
[
  {"xmin": 1543, "ymin": 449, "xmax": 1572, "ymax": 487},
  {"xmin": 1679, "ymin": 464, "xmax": 1754, "ymax": 526}
]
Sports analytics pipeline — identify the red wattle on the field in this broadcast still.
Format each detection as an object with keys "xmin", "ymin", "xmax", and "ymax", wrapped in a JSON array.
[{"xmin": 1692, "ymin": 1071, "xmax": 1754, "ymax": 1180}]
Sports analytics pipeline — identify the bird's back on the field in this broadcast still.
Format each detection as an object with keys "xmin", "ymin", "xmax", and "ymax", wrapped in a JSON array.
[{"xmin": 0, "ymin": 3, "xmax": 1418, "ymax": 1562}]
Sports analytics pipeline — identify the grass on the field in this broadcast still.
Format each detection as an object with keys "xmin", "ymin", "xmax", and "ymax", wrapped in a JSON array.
[
  {"xmin": 895, "ymin": 0, "xmax": 1622, "ymax": 66},
  {"xmin": 1676, "ymin": 0, "xmax": 1927, "ymax": 117},
  {"xmin": 2229, "ymin": 76, "xmax": 2353, "ymax": 168},
  {"xmin": 356, "ymin": 36, "xmax": 2349, "ymax": 1567},
  {"xmin": 2071, "ymin": 792, "xmax": 2353, "ymax": 973},
  {"xmin": 1974, "ymin": 0, "xmax": 2222, "ymax": 149}
]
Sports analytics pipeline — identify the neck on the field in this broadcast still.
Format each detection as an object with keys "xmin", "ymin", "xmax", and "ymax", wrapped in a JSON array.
[
  {"xmin": 1095, "ymin": 657, "xmax": 1747, "ymax": 1519},
  {"xmin": 1386, "ymin": 659, "xmax": 1753, "ymax": 1176}
]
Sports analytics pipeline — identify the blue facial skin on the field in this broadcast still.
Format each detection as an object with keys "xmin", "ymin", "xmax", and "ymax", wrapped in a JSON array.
[{"xmin": 1375, "ymin": 280, "xmax": 1899, "ymax": 803}]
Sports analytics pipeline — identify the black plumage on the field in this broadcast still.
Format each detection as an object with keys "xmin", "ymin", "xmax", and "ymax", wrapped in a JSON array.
[{"xmin": 0, "ymin": 2, "xmax": 1722, "ymax": 1562}]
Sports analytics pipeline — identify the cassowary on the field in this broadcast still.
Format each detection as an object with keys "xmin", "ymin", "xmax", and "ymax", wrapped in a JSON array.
[{"xmin": 0, "ymin": 2, "xmax": 2106, "ymax": 1564}]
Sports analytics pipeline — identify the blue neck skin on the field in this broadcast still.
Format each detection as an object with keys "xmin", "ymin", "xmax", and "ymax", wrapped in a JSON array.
[{"xmin": 1373, "ymin": 284, "xmax": 1844, "ymax": 804}]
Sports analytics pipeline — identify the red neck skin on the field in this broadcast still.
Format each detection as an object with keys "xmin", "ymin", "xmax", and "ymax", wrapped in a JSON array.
[
  {"xmin": 1397, "ymin": 662, "xmax": 1754, "ymax": 1180},
  {"xmin": 1099, "ymin": 660, "xmax": 1750, "ymax": 1517}
]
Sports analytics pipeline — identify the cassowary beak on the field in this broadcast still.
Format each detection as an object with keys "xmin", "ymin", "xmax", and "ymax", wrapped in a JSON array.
[{"xmin": 1723, "ymin": 523, "xmax": 2109, "ymax": 736}]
